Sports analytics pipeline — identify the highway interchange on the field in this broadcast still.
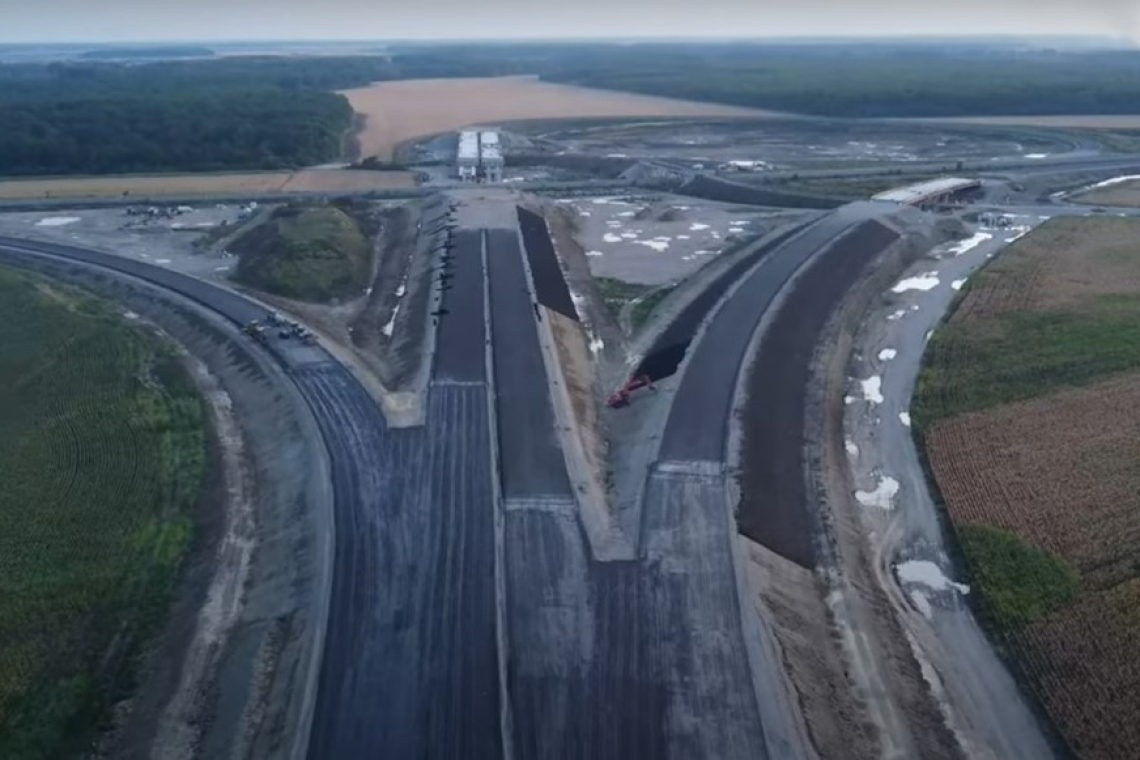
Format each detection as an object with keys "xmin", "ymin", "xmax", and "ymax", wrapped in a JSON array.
[{"xmin": 3, "ymin": 151, "xmax": 1140, "ymax": 759}]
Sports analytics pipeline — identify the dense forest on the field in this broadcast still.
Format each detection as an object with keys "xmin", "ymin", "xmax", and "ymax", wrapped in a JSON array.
[
  {"xmin": 0, "ymin": 57, "xmax": 390, "ymax": 176},
  {"xmin": 8, "ymin": 43, "xmax": 1140, "ymax": 177}
]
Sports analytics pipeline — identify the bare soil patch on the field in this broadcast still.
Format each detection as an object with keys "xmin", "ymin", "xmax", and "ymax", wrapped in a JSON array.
[
  {"xmin": 0, "ymin": 168, "xmax": 417, "ymax": 200},
  {"xmin": 339, "ymin": 75, "xmax": 776, "ymax": 160}
]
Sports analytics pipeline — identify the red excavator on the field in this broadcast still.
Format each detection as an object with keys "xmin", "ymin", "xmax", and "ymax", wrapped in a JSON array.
[{"xmin": 607, "ymin": 374, "xmax": 655, "ymax": 408}]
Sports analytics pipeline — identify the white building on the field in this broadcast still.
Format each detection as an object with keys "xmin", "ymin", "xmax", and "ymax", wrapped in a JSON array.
[
  {"xmin": 479, "ymin": 131, "xmax": 504, "ymax": 183},
  {"xmin": 456, "ymin": 131, "xmax": 479, "ymax": 181}
]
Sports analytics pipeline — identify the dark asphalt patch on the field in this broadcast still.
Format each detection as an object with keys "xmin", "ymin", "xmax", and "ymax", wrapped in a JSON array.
[
  {"xmin": 635, "ymin": 224, "xmax": 805, "ymax": 382},
  {"xmin": 487, "ymin": 228, "xmax": 572, "ymax": 498},
  {"xmin": 658, "ymin": 217, "xmax": 853, "ymax": 462},
  {"xmin": 302, "ymin": 371, "xmax": 502, "ymax": 760},
  {"xmin": 517, "ymin": 207, "xmax": 579, "ymax": 321},
  {"xmin": 738, "ymin": 221, "xmax": 899, "ymax": 568},
  {"xmin": 434, "ymin": 228, "xmax": 487, "ymax": 382}
]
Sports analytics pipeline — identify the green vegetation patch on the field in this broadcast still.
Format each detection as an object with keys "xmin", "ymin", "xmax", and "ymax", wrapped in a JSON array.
[
  {"xmin": 594, "ymin": 277, "xmax": 652, "ymax": 315},
  {"xmin": 0, "ymin": 268, "xmax": 206, "ymax": 757},
  {"xmin": 958, "ymin": 524, "xmax": 1080, "ymax": 632},
  {"xmin": 631, "ymin": 284, "xmax": 677, "ymax": 331},
  {"xmin": 914, "ymin": 294, "xmax": 1140, "ymax": 427},
  {"xmin": 233, "ymin": 203, "xmax": 372, "ymax": 302}
]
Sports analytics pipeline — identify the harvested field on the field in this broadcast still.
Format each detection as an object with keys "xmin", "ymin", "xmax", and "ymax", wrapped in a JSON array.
[
  {"xmin": 916, "ymin": 216, "xmax": 1140, "ymax": 760},
  {"xmin": 1071, "ymin": 178, "xmax": 1140, "ymax": 208},
  {"xmin": 0, "ymin": 168, "xmax": 417, "ymax": 200},
  {"xmin": 339, "ymin": 75, "xmax": 776, "ymax": 160}
]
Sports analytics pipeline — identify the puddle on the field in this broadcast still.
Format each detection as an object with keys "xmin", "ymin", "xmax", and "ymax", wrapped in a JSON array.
[
  {"xmin": 860, "ymin": 375, "xmax": 883, "ymax": 403},
  {"xmin": 585, "ymin": 250, "xmax": 604, "ymax": 257},
  {"xmin": 878, "ymin": 348, "xmax": 897, "ymax": 361},
  {"xmin": 35, "ymin": 216, "xmax": 81, "ymax": 227},
  {"xmin": 891, "ymin": 272, "xmax": 940, "ymax": 292},
  {"xmin": 689, "ymin": 223, "xmax": 710, "ymax": 231},
  {"xmin": 845, "ymin": 439, "xmax": 859, "ymax": 456},
  {"xmin": 603, "ymin": 233, "xmax": 622, "ymax": 243},
  {"xmin": 951, "ymin": 279, "xmax": 967, "ymax": 291},
  {"xmin": 899, "ymin": 412, "xmax": 911, "ymax": 427},
  {"xmin": 855, "ymin": 475, "xmax": 900, "ymax": 509},
  {"xmin": 896, "ymin": 560, "xmax": 970, "ymax": 594},
  {"xmin": 947, "ymin": 232, "xmax": 992, "ymax": 256}
]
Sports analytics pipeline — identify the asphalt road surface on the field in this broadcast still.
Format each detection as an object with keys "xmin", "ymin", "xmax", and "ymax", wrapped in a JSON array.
[
  {"xmin": 486, "ymin": 227, "xmax": 571, "ymax": 498},
  {"xmin": 660, "ymin": 207, "xmax": 880, "ymax": 462},
  {"xmin": 736, "ymin": 220, "xmax": 900, "ymax": 567},
  {"xmin": 307, "ymin": 224, "xmax": 501, "ymax": 759}
]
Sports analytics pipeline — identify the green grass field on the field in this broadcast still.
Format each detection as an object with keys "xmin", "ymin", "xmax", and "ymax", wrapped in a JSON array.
[
  {"xmin": 232, "ymin": 202, "xmax": 372, "ymax": 303},
  {"xmin": 0, "ymin": 268, "xmax": 206, "ymax": 757}
]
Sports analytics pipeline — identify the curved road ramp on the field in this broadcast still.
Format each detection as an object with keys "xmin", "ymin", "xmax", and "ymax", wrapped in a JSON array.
[{"xmin": 0, "ymin": 196, "xmax": 913, "ymax": 760}]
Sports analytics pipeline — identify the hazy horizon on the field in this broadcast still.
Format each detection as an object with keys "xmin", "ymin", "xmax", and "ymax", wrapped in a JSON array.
[{"xmin": 3, "ymin": 0, "xmax": 1139, "ymax": 46}]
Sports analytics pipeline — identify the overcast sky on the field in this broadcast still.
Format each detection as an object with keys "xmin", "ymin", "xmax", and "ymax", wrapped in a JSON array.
[{"xmin": 3, "ymin": 0, "xmax": 1139, "ymax": 44}]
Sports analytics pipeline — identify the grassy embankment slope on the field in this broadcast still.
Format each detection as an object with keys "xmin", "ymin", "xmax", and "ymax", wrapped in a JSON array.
[
  {"xmin": 232, "ymin": 202, "xmax": 373, "ymax": 303},
  {"xmin": 0, "ymin": 268, "xmax": 206, "ymax": 757},
  {"xmin": 913, "ymin": 217, "xmax": 1140, "ymax": 760}
]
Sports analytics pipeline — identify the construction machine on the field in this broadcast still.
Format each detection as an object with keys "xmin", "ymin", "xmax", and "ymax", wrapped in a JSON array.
[
  {"xmin": 244, "ymin": 320, "xmax": 269, "ymax": 345},
  {"xmin": 606, "ymin": 375, "xmax": 655, "ymax": 408}
]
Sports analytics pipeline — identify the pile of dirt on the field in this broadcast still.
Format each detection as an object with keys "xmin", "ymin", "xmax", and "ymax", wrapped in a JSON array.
[{"xmin": 231, "ymin": 202, "xmax": 373, "ymax": 303}]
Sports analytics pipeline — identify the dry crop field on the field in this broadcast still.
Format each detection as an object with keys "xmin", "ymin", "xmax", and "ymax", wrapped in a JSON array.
[
  {"xmin": 0, "ymin": 167, "xmax": 417, "ymax": 201},
  {"xmin": 1070, "ymin": 179, "xmax": 1140, "ymax": 208},
  {"xmin": 338, "ymin": 75, "xmax": 776, "ymax": 160},
  {"xmin": 914, "ymin": 216, "xmax": 1140, "ymax": 760}
]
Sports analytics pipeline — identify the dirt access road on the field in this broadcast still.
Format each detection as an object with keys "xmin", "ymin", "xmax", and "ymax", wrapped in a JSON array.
[
  {"xmin": 842, "ymin": 216, "xmax": 1059, "ymax": 759},
  {"xmin": 0, "ymin": 168, "xmax": 417, "ymax": 201},
  {"xmin": 339, "ymin": 75, "xmax": 780, "ymax": 161}
]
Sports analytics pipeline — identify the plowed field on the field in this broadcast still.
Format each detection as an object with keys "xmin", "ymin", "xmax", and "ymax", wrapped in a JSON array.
[
  {"xmin": 339, "ymin": 75, "xmax": 776, "ymax": 160},
  {"xmin": 916, "ymin": 217, "xmax": 1140, "ymax": 760}
]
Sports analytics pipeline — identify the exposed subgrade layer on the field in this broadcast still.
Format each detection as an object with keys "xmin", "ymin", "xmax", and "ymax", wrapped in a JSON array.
[
  {"xmin": 737, "ymin": 220, "xmax": 901, "ymax": 568},
  {"xmin": 517, "ymin": 206, "xmax": 579, "ymax": 322}
]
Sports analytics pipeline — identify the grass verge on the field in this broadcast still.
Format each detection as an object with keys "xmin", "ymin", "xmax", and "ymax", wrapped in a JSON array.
[
  {"xmin": 631, "ymin": 284, "xmax": 677, "ymax": 331},
  {"xmin": 0, "ymin": 268, "xmax": 206, "ymax": 757}
]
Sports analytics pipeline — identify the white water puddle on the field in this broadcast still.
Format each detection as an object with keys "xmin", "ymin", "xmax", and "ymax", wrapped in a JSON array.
[
  {"xmin": 676, "ymin": 234, "xmax": 691, "ymax": 240},
  {"xmin": 860, "ymin": 375, "xmax": 884, "ymax": 403},
  {"xmin": 603, "ymin": 233, "xmax": 622, "ymax": 243},
  {"xmin": 878, "ymin": 348, "xmax": 897, "ymax": 361},
  {"xmin": 620, "ymin": 232, "xmax": 638, "ymax": 240},
  {"xmin": 123, "ymin": 310, "xmax": 140, "ymax": 320},
  {"xmin": 382, "ymin": 304, "xmax": 400, "ymax": 337},
  {"xmin": 606, "ymin": 153, "xmax": 628, "ymax": 158},
  {"xmin": 606, "ymin": 221, "xmax": 623, "ymax": 228},
  {"xmin": 844, "ymin": 395, "xmax": 857, "ymax": 405},
  {"xmin": 729, "ymin": 219, "xmax": 751, "ymax": 225},
  {"xmin": 855, "ymin": 475, "xmax": 900, "ymax": 510},
  {"xmin": 588, "ymin": 336, "xmax": 605, "ymax": 356},
  {"xmin": 947, "ymin": 231, "xmax": 992, "ymax": 257},
  {"xmin": 579, "ymin": 211, "xmax": 592, "ymax": 217},
  {"xmin": 681, "ymin": 255, "xmax": 694, "ymax": 261},
  {"xmin": 585, "ymin": 250, "xmax": 604, "ymax": 257},
  {"xmin": 910, "ymin": 590, "xmax": 933, "ymax": 619},
  {"xmin": 951, "ymin": 279, "xmax": 967, "ymax": 291},
  {"xmin": 155, "ymin": 258, "xmax": 172, "ymax": 265},
  {"xmin": 711, "ymin": 231, "xmax": 721, "ymax": 239},
  {"xmin": 213, "ymin": 265, "xmax": 231, "ymax": 272},
  {"xmin": 845, "ymin": 439, "xmax": 859, "ymax": 456},
  {"xmin": 896, "ymin": 560, "xmax": 970, "ymax": 595},
  {"xmin": 617, "ymin": 211, "xmax": 636, "ymax": 218},
  {"xmin": 35, "ymin": 216, "xmax": 81, "ymax": 227},
  {"xmin": 891, "ymin": 272, "xmax": 940, "ymax": 293},
  {"xmin": 694, "ymin": 249, "xmax": 717, "ymax": 256},
  {"xmin": 635, "ymin": 239, "xmax": 670, "ymax": 252},
  {"xmin": 395, "ymin": 284, "xmax": 406, "ymax": 298},
  {"xmin": 1024, "ymin": 153, "xmax": 1049, "ymax": 159},
  {"xmin": 899, "ymin": 412, "xmax": 911, "ymax": 428},
  {"xmin": 887, "ymin": 309, "xmax": 907, "ymax": 321},
  {"xmin": 689, "ymin": 222, "xmax": 710, "ymax": 231}
]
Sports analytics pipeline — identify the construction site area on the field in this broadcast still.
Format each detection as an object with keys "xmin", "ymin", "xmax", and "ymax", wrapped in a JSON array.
[{"xmin": 7, "ymin": 77, "xmax": 1140, "ymax": 760}]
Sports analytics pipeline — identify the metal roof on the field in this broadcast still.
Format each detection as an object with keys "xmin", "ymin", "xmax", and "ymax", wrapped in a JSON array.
[
  {"xmin": 457, "ymin": 131, "xmax": 480, "ymax": 161},
  {"xmin": 873, "ymin": 177, "xmax": 979, "ymax": 204}
]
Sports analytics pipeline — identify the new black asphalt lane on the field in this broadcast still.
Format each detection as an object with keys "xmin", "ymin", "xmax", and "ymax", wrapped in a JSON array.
[
  {"xmin": 306, "ymin": 227, "xmax": 501, "ymax": 759},
  {"xmin": 659, "ymin": 212, "xmax": 868, "ymax": 463},
  {"xmin": 486, "ymin": 227, "xmax": 571, "ymax": 498}
]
